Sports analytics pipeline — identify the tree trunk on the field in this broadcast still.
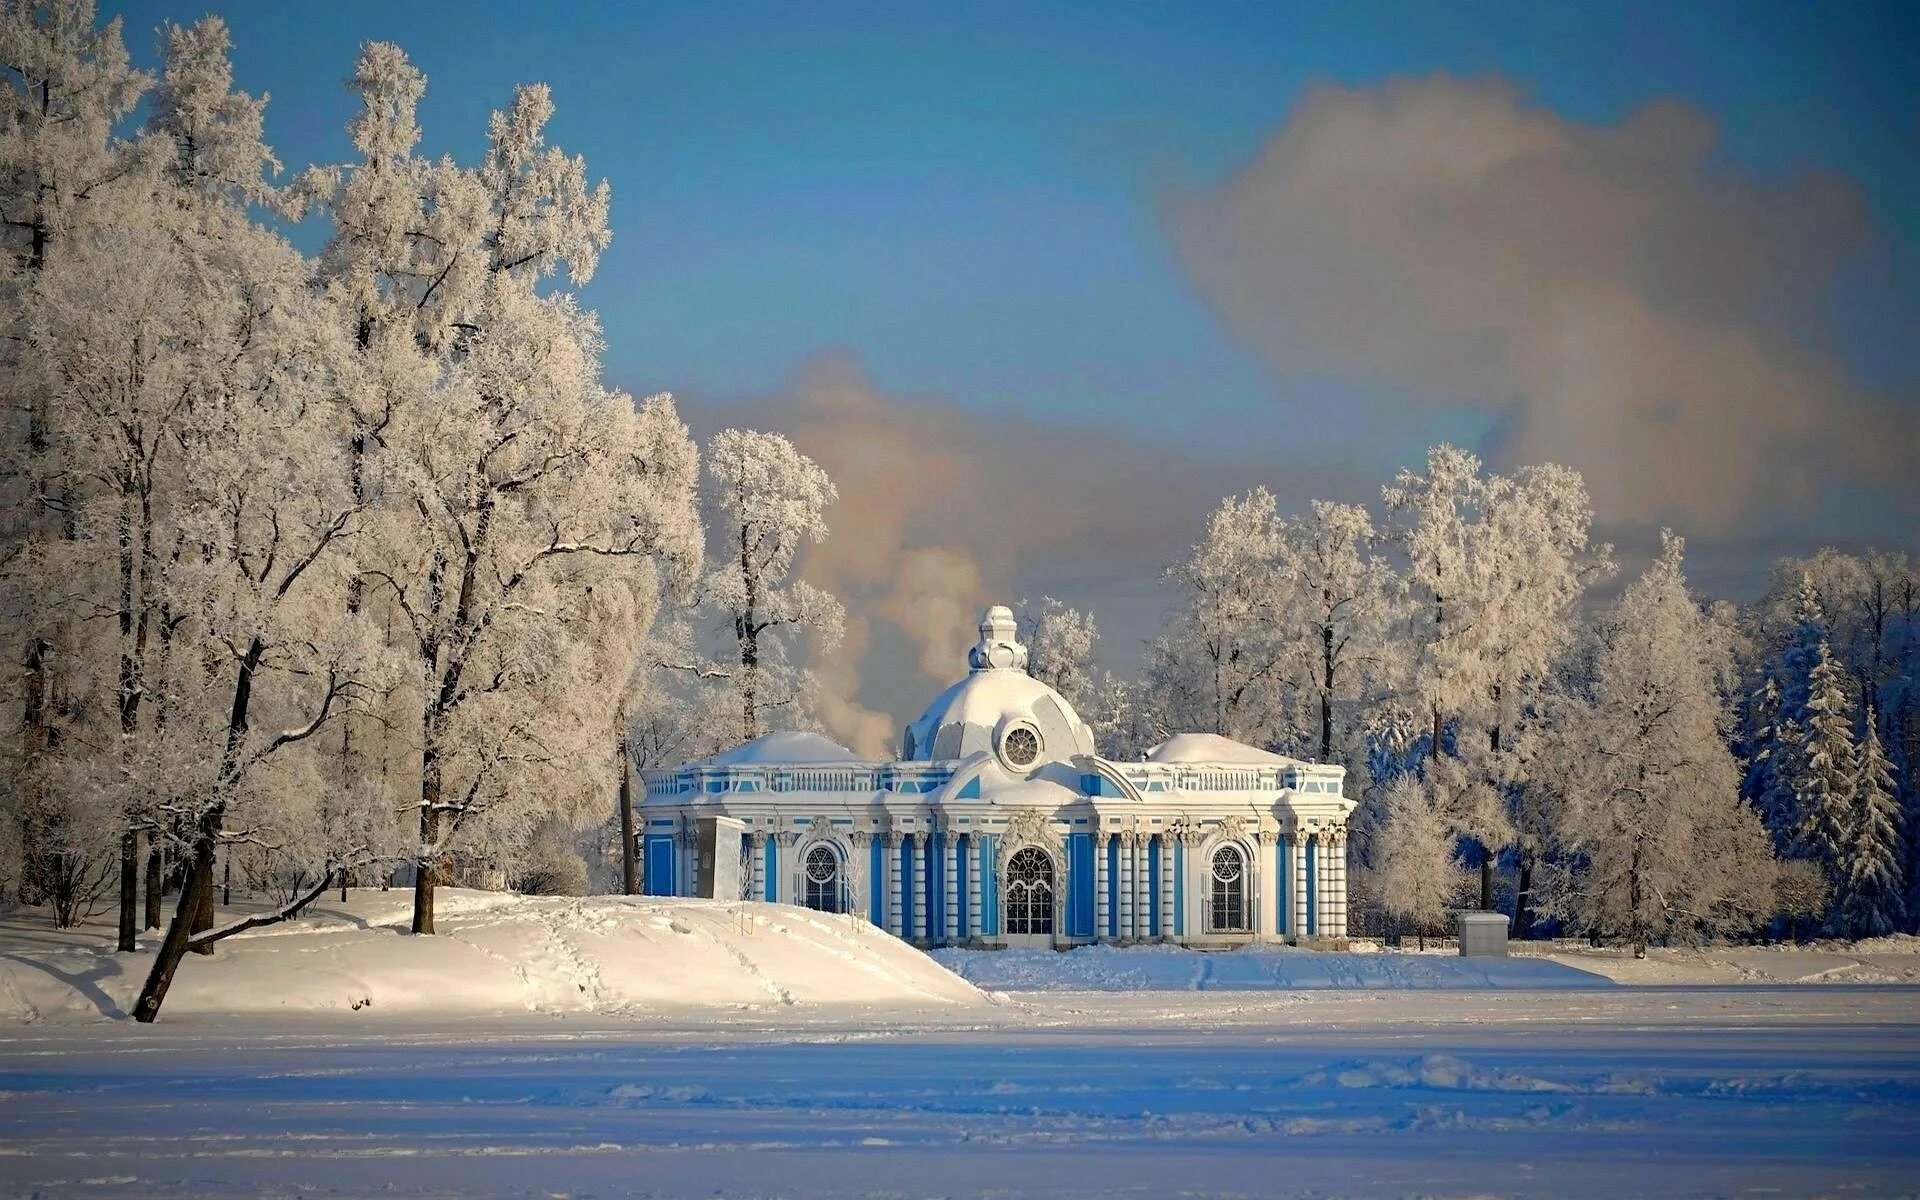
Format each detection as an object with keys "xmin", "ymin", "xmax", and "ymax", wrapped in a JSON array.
[
  {"xmin": 143, "ymin": 841, "xmax": 162, "ymax": 929},
  {"xmin": 116, "ymin": 827, "xmax": 138, "ymax": 952},
  {"xmin": 1319, "ymin": 619, "xmax": 1335, "ymax": 762},
  {"xmin": 190, "ymin": 862, "xmax": 215, "ymax": 954},
  {"xmin": 132, "ymin": 836, "xmax": 214, "ymax": 1023},
  {"xmin": 412, "ymin": 762, "xmax": 439, "ymax": 934},
  {"xmin": 1479, "ymin": 853, "xmax": 1494, "ymax": 912},
  {"xmin": 1515, "ymin": 854, "xmax": 1534, "ymax": 939},
  {"xmin": 618, "ymin": 735, "xmax": 637, "ymax": 896}
]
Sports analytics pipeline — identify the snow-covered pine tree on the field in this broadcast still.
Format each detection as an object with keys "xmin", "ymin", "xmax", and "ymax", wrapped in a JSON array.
[
  {"xmin": 1837, "ymin": 711, "xmax": 1903, "ymax": 938},
  {"xmin": 1533, "ymin": 533, "xmax": 1775, "ymax": 956},
  {"xmin": 1794, "ymin": 640, "xmax": 1859, "ymax": 892},
  {"xmin": 698, "ymin": 429, "xmax": 843, "ymax": 742}
]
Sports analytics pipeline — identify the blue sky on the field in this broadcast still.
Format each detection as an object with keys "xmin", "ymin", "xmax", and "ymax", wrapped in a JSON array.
[
  {"xmin": 105, "ymin": 0, "xmax": 1916, "ymax": 440},
  {"xmin": 100, "ymin": 1, "xmax": 1920, "ymax": 726}
]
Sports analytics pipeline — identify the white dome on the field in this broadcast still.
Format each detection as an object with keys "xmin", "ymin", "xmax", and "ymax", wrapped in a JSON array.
[
  {"xmin": 902, "ymin": 605, "xmax": 1095, "ymax": 766},
  {"xmin": 1145, "ymin": 733, "xmax": 1304, "ymax": 766},
  {"xmin": 706, "ymin": 730, "xmax": 860, "ymax": 765}
]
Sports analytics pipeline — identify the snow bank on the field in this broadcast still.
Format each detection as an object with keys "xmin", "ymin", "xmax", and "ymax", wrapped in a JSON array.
[
  {"xmin": 705, "ymin": 730, "xmax": 862, "ymax": 764},
  {"xmin": 932, "ymin": 943, "xmax": 1613, "ymax": 991},
  {"xmin": 0, "ymin": 889, "xmax": 983, "ymax": 1024}
]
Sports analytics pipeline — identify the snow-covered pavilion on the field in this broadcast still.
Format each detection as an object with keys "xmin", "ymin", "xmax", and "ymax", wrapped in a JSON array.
[{"xmin": 639, "ymin": 605, "xmax": 1354, "ymax": 948}]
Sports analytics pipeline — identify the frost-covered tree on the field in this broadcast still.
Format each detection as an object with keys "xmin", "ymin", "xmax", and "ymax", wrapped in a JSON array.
[
  {"xmin": 1531, "ymin": 534, "xmax": 1774, "ymax": 956},
  {"xmin": 698, "ymin": 429, "xmax": 842, "ymax": 742},
  {"xmin": 1384, "ymin": 445, "xmax": 1609, "ymax": 911},
  {"xmin": 1021, "ymin": 596, "xmax": 1098, "ymax": 711},
  {"xmin": 1837, "ymin": 712, "xmax": 1902, "ymax": 938},
  {"xmin": 1275, "ymin": 499, "xmax": 1403, "ymax": 766},
  {"xmin": 1793, "ymin": 641, "xmax": 1858, "ymax": 887},
  {"xmin": 1142, "ymin": 487, "xmax": 1298, "ymax": 748},
  {"xmin": 1368, "ymin": 773, "xmax": 1469, "ymax": 947}
]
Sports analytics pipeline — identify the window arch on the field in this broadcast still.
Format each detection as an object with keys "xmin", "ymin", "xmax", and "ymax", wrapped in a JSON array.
[
  {"xmin": 1005, "ymin": 847, "xmax": 1054, "ymax": 935},
  {"xmin": 802, "ymin": 843, "xmax": 844, "ymax": 914},
  {"xmin": 1208, "ymin": 844, "xmax": 1249, "ymax": 933}
]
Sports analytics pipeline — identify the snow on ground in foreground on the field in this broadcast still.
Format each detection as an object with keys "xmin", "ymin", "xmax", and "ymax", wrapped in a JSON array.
[
  {"xmin": 0, "ymin": 989, "xmax": 1913, "ymax": 1199},
  {"xmin": 1523, "ymin": 932, "xmax": 1920, "ymax": 984},
  {"xmin": 934, "ymin": 942, "xmax": 1613, "ymax": 990},
  {"xmin": 0, "ymin": 889, "xmax": 982, "ymax": 1024}
]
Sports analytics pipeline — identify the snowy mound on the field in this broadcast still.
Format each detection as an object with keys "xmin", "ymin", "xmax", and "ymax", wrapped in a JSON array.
[
  {"xmin": 933, "ymin": 943, "xmax": 1614, "ymax": 991},
  {"xmin": 705, "ymin": 730, "xmax": 862, "ymax": 764},
  {"xmin": 1145, "ymin": 733, "xmax": 1303, "ymax": 766},
  {"xmin": 0, "ymin": 889, "xmax": 984, "ymax": 1024}
]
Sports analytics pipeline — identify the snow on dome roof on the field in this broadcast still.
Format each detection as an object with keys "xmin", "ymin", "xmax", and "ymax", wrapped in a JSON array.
[
  {"xmin": 706, "ymin": 730, "xmax": 861, "ymax": 765},
  {"xmin": 1145, "ymin": 733, "xmax": 1305, "ymax": 767},
  {"xmin": 901, "ymin": 605, "xmax": 1095, "ymax": 765}
]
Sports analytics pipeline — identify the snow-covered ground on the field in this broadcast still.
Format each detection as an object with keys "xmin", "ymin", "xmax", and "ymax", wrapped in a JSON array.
[
  {"xmin": 933, "ymin": 942, "xmax": 1615, "ymax": 990},
  {"xmin": 1, "ymin": 899, "xmax": 1916, "ymax": 1197},
  {"xmin": 0, "ymin": 889, "xmax": 982, "ymax": 1023}
]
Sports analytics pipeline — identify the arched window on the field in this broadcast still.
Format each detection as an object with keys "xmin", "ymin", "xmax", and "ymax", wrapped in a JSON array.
[
  {"xmin": 1006, "ymin": 847, "xmax": 1054, "ymax": 935},
  {"xmin": 1209, "ymin": 844, "xmax": 1248, "ymax": 933},
  {"xmin": 803, "ymin": 844, "xmax": 843, "ymax": 913}
]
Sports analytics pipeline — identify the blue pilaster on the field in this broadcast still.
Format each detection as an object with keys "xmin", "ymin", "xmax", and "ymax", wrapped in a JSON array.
[
  {"xmin": 1277, "ymin": 836, "xmax": 1290, "ymax": 936},
  {"xmin": 1105, "ymin": 835, "xmax": 1119, "ymax": 938},
  {"xmin": 1306, "ymin": 834, "xmax": 1318, "ymax": 936},
  {"xmin": 1068, "ymin": 833, "xmax": 1094, "ymax": 938},
  {"xmin": 1148, "ymin": 835, "xmax": 1161, "ymax": 934},
  {"xmin": 1173, "ymin": 841, "xmax": 1184, "ymax": 937},
  {"xmin": 979, "ymin": 834, "xmax": 999, "ymax": 937},
  {"xmin": 869, "ymin": 836, "xmax": 884, "ymax": 924},
  {"xmin": 763, "ymin": 836, "xmax": 777, "ymax": 902}
]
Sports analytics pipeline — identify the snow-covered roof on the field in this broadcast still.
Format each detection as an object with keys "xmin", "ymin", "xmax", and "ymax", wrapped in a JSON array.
[
  {"xmin": 705, "ymin": 731, "xmax": 861, "ymax": 765},
  {"xmin": 901, "ymin": 605, "xmax": 1096, "ymax": 765},
  {"xmin": 1144, "ymin": 733, "xmax": 1305, "ymax": 767}
]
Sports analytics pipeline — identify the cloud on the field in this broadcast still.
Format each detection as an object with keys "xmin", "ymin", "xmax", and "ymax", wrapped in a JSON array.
[
  {"xmin": 1172, "ymin": 75, "xmax": 1917, "ymax": 532},
  {"xmin": 693, "ymin": 354, "xmax": 1315, "ymax": 753}
]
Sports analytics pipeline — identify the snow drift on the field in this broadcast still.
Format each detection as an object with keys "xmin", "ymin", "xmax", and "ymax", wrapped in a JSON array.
[
  {"xmin": 933, "ymin": 943, "xmax": 1614, "ymax": 991},
  {"xmin": 0, "ymin": 889, "xmax": 984, "ymax": 1024}
]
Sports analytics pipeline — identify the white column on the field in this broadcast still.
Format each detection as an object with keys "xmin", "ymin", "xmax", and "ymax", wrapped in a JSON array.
[
  {"xmin": 1115, "ymin": 834, "xmax": 1133, "ymax": 942},
  {"xmin": 943, "ymin": 833, "xmax": 961, "ymax": 944},
  {"xmin": 884, "ymin": 834, "xmax": 902, "ymax": 937},
  {"xmin": 967, "ymin": 835, "xmax": 984, "ymax": 943},
  {"xmin": 1094, "ymin": 832, "xmax": 1110, "ymax": 941},
  {"xmin": 1268, "ymin": 834, "xmax": 1285, "ymax": 938},
  {"xmin": 1182, "ymin": 836, "xmax": 1202, "ymax": 938},
  {"xmin": 1158, "ymin": 835, "xmax": 1174, "ymax": 940},
  {"xmin": 1328, "ymin": 834, "xmax": 1347, "ymax": 938},
  {"xmin": 1292, "ymin": 833, "xmax": 1310, "ymax": 941}
]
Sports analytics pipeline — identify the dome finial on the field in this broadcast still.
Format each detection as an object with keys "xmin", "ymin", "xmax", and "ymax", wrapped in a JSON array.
[{"xmin": 967, "ymin": 604, "xmax": 1027, "ymax": 672}]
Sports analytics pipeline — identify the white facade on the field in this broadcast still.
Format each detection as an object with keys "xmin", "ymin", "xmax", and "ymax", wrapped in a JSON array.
[{"xmin": 640, "ymin": 606, "xmax": 1355, "ymax": 948}]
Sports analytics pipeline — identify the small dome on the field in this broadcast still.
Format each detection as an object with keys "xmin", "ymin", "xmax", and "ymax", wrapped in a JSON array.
[
  {"xmin": 706, "ymin": 731, "xmax": 860, "ymax": 765},
  {"xmin": 1145, "ymin": 733, "xmax": 1304, "ymax": 766},
  {"xmin": 902, "ymin": 605, "xmax": 1095, "ymax": 766}
]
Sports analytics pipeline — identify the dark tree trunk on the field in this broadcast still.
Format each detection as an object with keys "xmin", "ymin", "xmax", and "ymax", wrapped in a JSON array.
[
  {"xmin": 1479, "ymin": 853, "xmax": 1494, "ymax": 912},
  {"xmin": 144, "ymin": 840, "xmax": 163, "ymax": 929},
  {"xmin": 1319, "ymin": 614, "xmax": 1335, "ymax": 763},
  {"xmin": 136, "ymin": 635, "xmax": 264, "ymax": 1019},
  {"xmin": 412, "ymin": 782, "xmax": 438, "ymax": 935},
  {"xmin": 132, "ymin": 836, "xmax": 214, "ymax": 1023},
  {"xmin": 116, "ymin": 827, "xmax": 138, "ymax": 952},
  {"xmin": 1515, "ymin": 854, "xmax": 1534, "ymax": 939}
]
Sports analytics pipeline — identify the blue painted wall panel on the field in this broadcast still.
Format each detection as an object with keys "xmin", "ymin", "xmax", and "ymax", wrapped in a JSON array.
[
  {"xmin": 1105, "ymin": 835, "xmax": 1118, "ymax": 938},
  {"xmin": 869, "ymin": 837, "xmax": 883, "ymax": 924},
  {"xmin": 764, "ymin": 837, "xmax": 777, "ymax": 902},
  {"xmin": 1306, "ymin": 835, "xmax": 1318, "ymax": 935},
  {"xmin": 1068, "ymin": 833, "xmax": 1094, "ymax": 938},
  {"xmin": 1149, "ymin": 835, "xmax": 1161, "ymax": 933},
  {"xmin": 1278, "ymin": 837, "xmax": 1290, "ymax": 935},
  {"xmin": 929, "ymin": 831, "xmax": 944, "ymax": 938}
]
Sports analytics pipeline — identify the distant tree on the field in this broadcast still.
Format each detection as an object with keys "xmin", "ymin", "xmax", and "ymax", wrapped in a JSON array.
[
  {"xmin": 1794, "ymin": 641, "xmax": 1859, "ymax": 892},
  {"xmin": 1837, "ymin": 712, "xmax": 1903, "ymax": 938},
  {"xmin": 1368, "ymin": 773, "xmax": 1469, "ymax": 948},
  {"xmin": 1532, "ymin": 534, "xmax": 1775, "ymax": 957},
  {"xmin": 699, "ymin": 429, "xmax": 843, "ymax": 742}
]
